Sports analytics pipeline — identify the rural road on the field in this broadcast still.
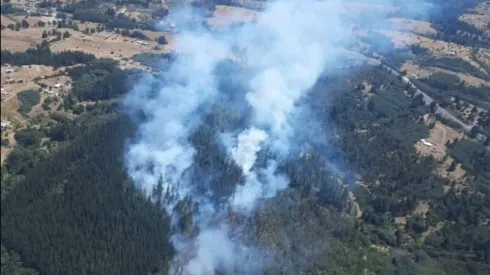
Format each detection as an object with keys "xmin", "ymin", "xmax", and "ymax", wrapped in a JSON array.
[
  {"xmin": 344, "ymin": 50, "xmax": 483, "ymax": 138},
  {"xmin": 435, "ymin": 124, "xmax": 447, "ymax": 146}
]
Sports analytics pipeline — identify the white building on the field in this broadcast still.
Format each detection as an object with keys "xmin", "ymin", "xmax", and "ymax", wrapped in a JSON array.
[
  {"xmin": 1, "ymin": 121, "xmax": 11, "ymax": 130},
  {"xmin": 135, "ymin": 40, "xmax": 149, "ymax": 46},
  {"xmin": 421, "ymin": 139, "xmax": 436, "ymax": 148}
]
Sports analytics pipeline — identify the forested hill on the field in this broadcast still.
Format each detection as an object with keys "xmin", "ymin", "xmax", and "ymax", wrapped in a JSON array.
[
  {"xmin": 1, "ymin": 0, "xmax": 490, "ymax": 273},
  {"xmin": 2, "ymin": 59, "xmax": 488, "ymax": 275},
  {"xmin": 1, "ymin": 110, "xmax": 173, "ymax": 275}
]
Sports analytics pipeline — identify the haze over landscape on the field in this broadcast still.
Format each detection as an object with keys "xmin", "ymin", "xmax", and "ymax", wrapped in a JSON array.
[{"xmin": 1, "ymin": 0, "xmax": 490, "ymax": 275}]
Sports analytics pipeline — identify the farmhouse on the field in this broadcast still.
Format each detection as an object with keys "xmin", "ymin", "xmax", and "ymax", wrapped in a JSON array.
[
  {"xmin": 1, "ymin": 121, "xmax": 11, "ymax": 131},
  {"xmin": 421, "ymin": 139, "xmax": 436, "ymax": 148}
]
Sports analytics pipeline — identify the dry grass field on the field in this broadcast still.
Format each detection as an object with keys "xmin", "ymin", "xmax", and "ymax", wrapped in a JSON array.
[
  {"xmin": 1, "ymin": 27, "xmax": 47, "ymax": 51},
  {"xmin": 379, "ymin": 30, "xmax": 490, "ymax": 73},
  {"xmin": 401, "ymin": 61, "xmax": 490, "ymax": 87},
  {"xmin": 459, "ymin": 2, "xmax": 490, "ymax": 32},
  {"xmin": 206, "ymin": 5, "xmax": 259, "ymax": 27},
  {"xmin": 49, "ymin": 28, "xmax": 174, "ymax": 60},
  {"xmin": 414, "ymin": 119, "xmax": 467, "ymax": 184},
  {"xmin": 388, "ymin": 18, "xmax": 437, "ymax": 36},
  {"xmin": 1, "ymin": 15, "xmax": 17, "ymax": 25}
]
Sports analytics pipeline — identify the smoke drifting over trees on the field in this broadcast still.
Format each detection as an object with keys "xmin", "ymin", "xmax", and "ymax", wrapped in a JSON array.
[{"xmin": 123, "ymin": 0, "xmax": 430, "ymax": 274}]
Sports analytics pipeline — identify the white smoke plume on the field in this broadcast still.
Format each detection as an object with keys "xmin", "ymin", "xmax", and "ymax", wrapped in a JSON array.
[
  {"xmin": 231, "ymin": 127, "xmax": 268, "ymax": 175},
  {"xmin": 124, "ymin": 0, "xmax": 430, "ymax": 274}
]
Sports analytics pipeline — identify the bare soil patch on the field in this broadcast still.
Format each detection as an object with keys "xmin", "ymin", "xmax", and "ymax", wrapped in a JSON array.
[
  {"xmin": 370, "ymin": 244, "xmax": 390, "ymax": 253},
  {"xmin": 414, "ymin": 118, "xmax": 467, "ymax": 183},
  {"xmin": 401, "ymin": 61, "xmax": 489, "ymax": 87},
  {"xmin": 415, "ymin": 121, "xmax": 462, "ymax": 161},
  {"xmin": 1, "ymin": 15, "xmax": 16, "ymax": 25},
  {"xmin": 361, "ymin": 81, "xmax": 374, "ymax": 97},
  {"xmin": 394, "ymin": 216, "xmax": 407, "ymax": 226},
  {"xmin": 413, "ymin": 200, "xmax": 430, "ymax": 216},
  {"xmin": 437, "ymin": 157, "xmax": 467, "ymax": 184}
]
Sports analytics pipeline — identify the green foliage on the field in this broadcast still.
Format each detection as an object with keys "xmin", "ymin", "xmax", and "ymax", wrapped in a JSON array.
[
  {"xmin": 1, "ymin": 43, "xmax": 95, "ymax": 68},
  {"xmin": 14, "ymin": 129, "xmax": 44, "ymax": 148},
  {"xmin": 68, "ymin": 59, "xmax": 136, "ymax": 101},
  {"xmin": 309, "ymin": 241, "xmax": 390, "ymax": 275},
  {"xmin": 156, "ymin": 35, "xmax": 168, "ymax": 45},
  {"xmin": 1, "ymin": 114, "xmax": 173, "ymax": 275},
  {"xmin": 131, "ymin": 52, "xmax": 177, "ymax": 69},
  {"xmin": 407, "ymin": 214, "xmax": 427, "ymax": 234},
  {"xmin": 62, "ymin": 30, "xmax": 71, "ymax": 39},
  {"xmin": 448, "ymin": 139, "xmax": 490, "ymax": 175},
  {"xmin": 1, "ymin": 244, "xmax": 38, "ymax": 275},
  {"xmin": 1, "ymin": 139, "xmax": 9, "ymax": 146},
  {"xmin": 2, "ymin": 52, "xmax": 490, "ymax": 275},
  {"xmin": 70, "ymin": 8, "xmax": 154, "ymax": 30},
  {"xmin": 417, "ymin": 72, "xmax": 490, "ymax": 109},
  {"xmin": 310, "ymin": 65, "xmax": 490, "ymax": 273},
  {"xmin": 380, "ymin": 251, "xmax": 445, "ymax": 275},
  {"xmin": 120, "ymin": 29, "xmax": 150, "ymax": 40},
  {"xmin": 17, "ymin": 90, "xmax": 40, "ymax": 114},
  {"xmin": 4, "ymin": 146, "xmax": 46, "ymax": 176},
  {"xmin": 0, "ymin": 3, "xmax": 24, "ymax": 15},
  {"xmin": 420, "ymin": 58, "xmax": 489, "ymax": 81},
  {"xmin": 72, "ymin": 104, "xmax": 85, "ymax": 115}
]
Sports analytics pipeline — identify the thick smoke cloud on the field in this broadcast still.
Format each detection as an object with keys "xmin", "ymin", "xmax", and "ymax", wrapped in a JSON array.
[{"xmin": 124, "ymin": 0, "xmax": 429, "ymax": 274}]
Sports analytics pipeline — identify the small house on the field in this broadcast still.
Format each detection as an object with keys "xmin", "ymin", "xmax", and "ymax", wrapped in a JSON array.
[
  {"xmin": 135, "ymin": 40, "xmax": 149, "ymax": 46},
  {"xmin": 421, "ymin": 139, "xmax": 436, "ymax": 148},
  {"xmin": 1, "ymin": 121, "xmax": 11, "ymax": 130}
]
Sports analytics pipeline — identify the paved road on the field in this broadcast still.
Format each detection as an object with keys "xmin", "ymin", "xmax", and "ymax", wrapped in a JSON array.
[{"xmin": 344, "ymin": 50, "xmax": 484, "ymax": 138}]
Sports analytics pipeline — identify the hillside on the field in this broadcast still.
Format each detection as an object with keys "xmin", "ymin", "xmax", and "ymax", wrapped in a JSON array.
[{"xmin": 1, "ymin": 0, "xmax": 490, "ymax": 275}]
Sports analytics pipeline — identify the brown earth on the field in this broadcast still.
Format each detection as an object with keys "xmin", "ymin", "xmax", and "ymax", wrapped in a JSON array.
[
  {"xmin": 401, "ymin": 61, "xmax": 490, "ymax": 87},
  {"xmin": 459, "ymin": 2, "xmax": 490, "ymax": 32},
  {"xmin": 415, "ymin": 121, "xmax": 463, "ymax": 161},
  {"xmin": 206, "ymin": 5, "xmax": 259, "ymax": 27},
  {"xmin": 1, "ymin": 27, "xmax": 47, "ymax": 51}
]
